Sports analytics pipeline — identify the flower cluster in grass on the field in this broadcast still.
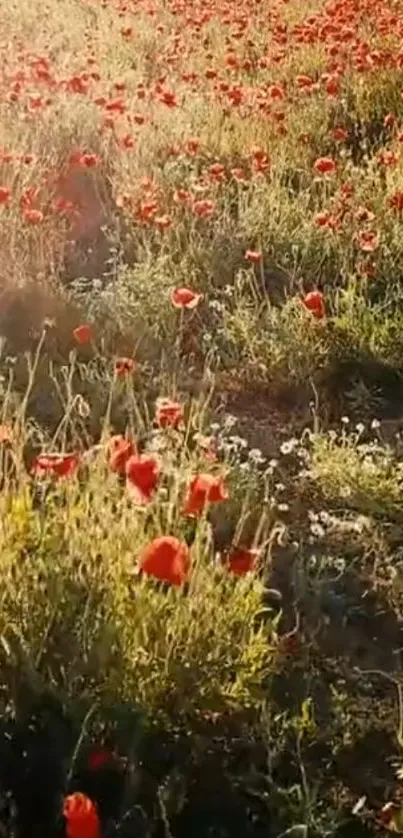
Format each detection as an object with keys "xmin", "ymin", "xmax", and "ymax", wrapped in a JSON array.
[
  {"xmin": 0, "ymin": 0, "xmax": 403, "ymax": 393},
  {"xmin": 0, "ymin": 314, "xmax": 280, "ymax": 732}
]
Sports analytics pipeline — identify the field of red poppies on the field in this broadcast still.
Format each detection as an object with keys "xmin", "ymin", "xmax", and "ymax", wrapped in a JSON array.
[{"xmin": 1, "ymin": 0, "xmax": 403, "ymax": 835}]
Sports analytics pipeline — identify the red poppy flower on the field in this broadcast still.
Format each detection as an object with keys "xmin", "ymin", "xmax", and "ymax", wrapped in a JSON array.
[
  {"xmin": 330, "ymin": 127, "xmax": 348, "ymax": 142},
  {"xmin": 73, "ymin": 324, "xmax": 93, "ymax": 345},
  {"xmin": 378, "ymin": 150, "xmax": 398, "ymax": 167},
  {"xmin": 191, "ymin": 199, "xmax": 215, "ymax": 218},
  {"xmin": 295, "ymin": 74, "xmax": 314, "ymax": 89},
  {"xmin": 268, "ymin": 84, "xmax": 285, "ymax": 100},
  {"xmin": 314, "ymin": 211, "xmax": 334, "ymax": 228},
  {"xmin": 174, "ymin": 188, "xmax": 191, "ymax": 204},
  {"xmin": 251, "ymin": 147, "xmax": 271, "ymax": 174},
  {"xmin": 68, "ymin": 150, "xmax": 84, "ymax": 166},
  {"xmin": 139, "ymin": 535, "xmax": 190, "ymax": 586},
  {"xmin": 105, "ymin": 98, "xmax": 126, "ymax": 115},
  {"xmin": 324, "ymin": 76, "xmax": 339, "ymax": 96},
  {"xmin": 33, "ymin": 452, "xmax": 79, "ymax": 478},
  {"xmin": 0, "ymin": 187, "xmax": 10, "ymax": 205},
  {"xmin": 114, "ymin": 357, "xmax": 136, "ymax": 376},
  {"xmin": 355, "ymin": 205, "xmax": 375, "ymax": 223},
  {"xmin": 302, "ymin": 291, "xmax": 325, "ymax": 319},
  {"xmin": 108, "ymin": 435, "xmax": 135, "ymax": 474},
  {"xmin": 355, "ymin": 229, "xmax": 380, "ymax": 252},
  {"xmin": 389, "ymin": 191, "xmax": 403, "ymax": 212},
  {"xmin": 66, "ymin": 74, "xmax": 89, "ymax": 95},
  {"xmin": 183, "ymin": 473, "xmax": 228, "ymax": 516},
  {"xmin": 63, "ymin": 792, "xmax": 100, "ymax": 838},
  {"xmin": 119, "ymin": 133, "xmax": 136, "ymax": 150},
  {"xmin": 158, "ymin": 89, "xmax": 178, "ymax": 108},
  {"xmin": 155, "ymin": 398, "xmax": 184, "ymax": 429},
  {"xmin": 171, "ymin": 287, "xmax": 203, "ymax": 309},
  {"xmin": 244, "ymin": 249, "xmax": 262, "ymax": 263},
  {"xmin": 185, "ymin": 137, "xmax": 200, "ymax": 155},
  {"xmin": 78, "ymin": 153, "xmax": 99, "ymax": 168},
  {"xmin": 209, "ymin": 163, "xmax": 226, "ymax": 183},
  {"xmin": 53, "ymin": 197, "xmax": 78, "ymax": 216},
  {"xmin": 125, "ymin": 453, "xmax": 160, "ymax": 504},
  {"xmin": 23, "ymin": 208, "xmax": 44, "ymax": 224},
  {"xmin": 137, "ymin": 200, "xmax": 158, "ymax": 224},
  {"xmin": 226, "ymin": 546, "xmax": 259, "ymax": 576},
  {"xmin": 313, "ymin": 157, "xmax": 337, "ymax": 175},
  {"xmin": 231, "ymin": 167, "xmax": 248, "ymax": 183}
]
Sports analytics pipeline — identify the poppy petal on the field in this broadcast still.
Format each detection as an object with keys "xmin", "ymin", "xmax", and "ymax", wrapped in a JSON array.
[{"xmin": 139, "ymin": 536, "xmax": 190, "ymax": 586}]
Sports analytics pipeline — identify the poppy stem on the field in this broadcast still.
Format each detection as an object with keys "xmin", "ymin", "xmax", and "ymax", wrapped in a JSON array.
[
  {"xmin": 17, "ymin": 327, "xmax": 47, "ymax": 431},
  {"xmin": 67, "ymin": 701, "xmax": 99, "ymax": 784},
  {"xmin": 173, "ymin": 308, "xmax": 184, "ymax": 393},
  {"xmin": 103, "ymin": 369, "xmax": 117, "ymax": 435},
  {"xmin": 258, "ymin": 239, "xmax": 265, "ymax": 297},
  {"xmin": 50, "ymin": 349, "xmax": 78, "ymax": 449},
  {"xmin": 126, "ymin": 377, "xmax": 146, "ymax": 435}
]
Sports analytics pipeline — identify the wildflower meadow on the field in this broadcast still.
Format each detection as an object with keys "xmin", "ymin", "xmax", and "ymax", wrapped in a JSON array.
[{"xmin": 1, "ymin": 0, "xmax": 403, "ymax": 835}]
